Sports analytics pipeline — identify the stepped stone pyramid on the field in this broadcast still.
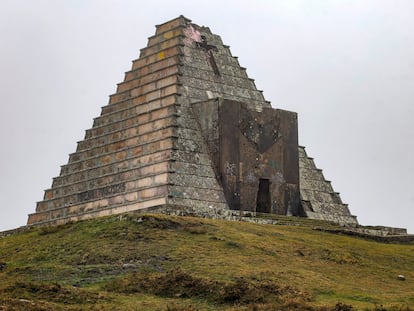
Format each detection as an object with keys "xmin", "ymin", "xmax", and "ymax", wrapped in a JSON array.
[
  {"xmin": 27, "ymin": 16, "xmax": 358, "ymax": 227},
  {"xmin": 299, "ymin": 147, "xmax": 357, "ymax": 224}
]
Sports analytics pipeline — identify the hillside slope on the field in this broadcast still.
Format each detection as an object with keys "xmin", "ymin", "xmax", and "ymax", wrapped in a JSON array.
[{"xmin": 0, "ymin": 214, "xmax": 413, "ymax": 310}]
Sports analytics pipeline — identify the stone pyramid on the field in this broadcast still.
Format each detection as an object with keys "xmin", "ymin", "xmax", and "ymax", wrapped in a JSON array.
[{"xmin": 27, "ymin": 16, "xmax": 357, "ymax": 226}]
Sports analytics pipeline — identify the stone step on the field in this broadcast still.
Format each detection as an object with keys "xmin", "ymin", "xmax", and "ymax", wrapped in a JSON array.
[
  {"xmin": 299, "ymin": 146, "xmax": 356, "ymax": 225},
  {"xmin": 300, "ymin": 189, "xmax": 343, "ymax": 204},
  {"xmin": 122, "ymin": 56, "xmax": 182, "ymax": 92},
  {"xmin": 82, "ymin": 128, "xmax": 174, "ymax": 164},
  {"xmin": 78, "ymin": 114, "xmax": 177, "ymax": 154},
  {"xmin": 300, "ymin": 178, "xmax": 334, "ymax": 193},
  {"xmin": 146, "ymin": 27, "xmax": 184, "ymax": 47},
  {"xmin": 155, "ymin": 16, "xmax": 187, "ymax": 35},
  {"xmin": 51, "ymin": 149, "xmax": 173, "ymax": 191},
  {"xmin": 64, "ymin": 130, "xmax": 176, "ymax": 175},
  {"xmin": 182, "ymin": 85, "xmax": 265, "ymax": 108},
  {"xmin": 307, "ymin": 201, "xmax": 351, "ymax": 215},
  {"xmin": 94, "ymin": 95, "xmax": 178, "ymax": 134},
  {"xmin": 170, "ymin": 161, "xmax": 218, "ymax": 178},
  {"xmin": 305, "ymin": 210, "xmax": 358, "ymax": 226},
  {"xmin": 167, "ymin": 197, "xmax": 228, "ymax": 212},
  {"xmin": 117, "ymin": 64, "xmax": 180, "ymax": 94},
  {"xmin": 299, "ymin": 167, "xmax": 325, "ymax": 181},
  {"xmin": 183, "ymin": 47, "xmax": 241, "ymax": 68},
  {"xmin": 299, "ymin": 157, "xmax": 318, "ymax": 170},
  {"xmin": 139, "ymin": 36, "xmax": 183, "ymax": 59},
  {"xmin": 180, "ymin": 75, "xmax": 264, "ymax": 102},
  {"xmin": 169, "ymin": 173, "xmax": 222, "ymax": 190},
  {"xmin": 39, "ymin": 161, "xmax": 171, "ymax": 210},
  {"xmin": 182, "ymin": 58, "xmax": 250, "ymax": 80},
  {"xmin": 108, "ymin": 82, "xmax": 180, "ymax": 106},
  {"xmin": 169, "ymin": 185, "xmax": 226, "ymax": 203},
  {"xmin": 132, "ymin": 45, "xmax": 183, "ymax": 71},
  {"xmin": 29, "ymin": 196, "xmax": 169, "ymax": 226}
]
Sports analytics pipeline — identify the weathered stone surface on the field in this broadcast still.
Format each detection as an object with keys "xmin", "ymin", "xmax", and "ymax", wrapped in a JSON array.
[
  {"xmin": 27, "ymin": 16, "xmax": 359, "ymax": 228},
  {"xmin": 299, "ymin": 146, "xmax": 358, "ymax": 226}
]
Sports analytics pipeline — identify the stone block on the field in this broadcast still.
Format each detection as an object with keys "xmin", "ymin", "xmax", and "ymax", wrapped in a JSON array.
[
  {"xmin": 147, "ymin": 28, "xmax": 183, "ymax": 46},
  {"xmin": 114, "ymin": 151, "xmax": 127, "ymax": 161},
  {"xmin": 120, "ymin": 65, "xmax": 180, "ymax": 95},
  {"xmin": 27, "ymin": 212, "xmax": 49, "ymax": 225},
  {"xmin": 140, "ymin": 185, "xmax": 168, "ymax": 199},
  {"xmin": 125, "ymin": 197, "xmax": 167, "ymax": 212},
  {"xmin": 137, "ymin": 176, "xmax": 153, "ymax": 188},
  {"xmin": 139, "ymin": 127, "xmax": 175, "ymax": 144},
  {"xmin": 130, "ymin": 150, "xmax": 171, "ymax": 169},
  {"xmin": 130, "ymin": 146, "xmax": 143, "ymax": 157},
  {"xmin": 138, "ymin": 162, "xmax": 169, "ymax": 176},
  {"xmin": 35, "ymin": 201, "xmax": 48, "ymax": 212},
  {"xmin": 132, "ymin": 46, "xmax": 182, "ymax": 71},
  {"xmin": 108, "ymin": 195, "xmax": 124, "ymax": 205},
  {"xmin": 169, "ymin": 174, "xmax": 220, "ymax": 190},
  {"xmin": 140, "ymin": 37, "xmax": 182, "ymax": 58},
  {"xmin": 154, "ymin": 173, "xmax": 168, "ymax": 184},
  {"xmin": 125, "ymin": 192, "xmax": 138, "ymax": 202},
  {"xmin": 102, "ymin": 99, "xmax": 132, "ymax": 115},
  {"xmin": 171, "ymin": 150, "xmax": 212, "ymax": 165},
  {"xmin": 155, "ymin": 17, "xmax": 184, "ymax": 35},
  {"xmin": 171, "ymin": 162, "xmax": 216, "ymax": 177},
  {"xmin": 128, "ymin": 56, "xmax": 181, "ymax": 82},
  {"xmin": 167, "ymin": 197, "xmax": 228, "ymax": 211},
  {"xmin": 44, "ymin": 190, "xmax": 53, "ymax": 200},
  {"xmin": 176, "ymin": 137, "xmax": 204, "ymax": 153},
  {"xmin": 156, "ymin": 75, "xmax": 179, "ymax": 89},
  {"xmin": 170, "ymin": 185, "xmax": 225, "ymax": 202},
  {"xmin": 100, "ymin": 154, "xmax": 113, "ymax": 165}
]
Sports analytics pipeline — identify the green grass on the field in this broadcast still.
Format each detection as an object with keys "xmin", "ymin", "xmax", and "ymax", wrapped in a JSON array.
[{"xmin": 0, "ymin": 213, "xmax": 413, "ymax": 310}]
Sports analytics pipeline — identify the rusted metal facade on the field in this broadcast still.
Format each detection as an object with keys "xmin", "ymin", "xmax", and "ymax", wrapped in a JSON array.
[{"xmin": 193, "ymin": 99, "xmax": 302, "ymax": 216}]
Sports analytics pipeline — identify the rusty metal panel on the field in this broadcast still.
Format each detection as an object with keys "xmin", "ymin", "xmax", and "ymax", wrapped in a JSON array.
[
  {"xmin": 192, "ymin": 98, "xmax": 300, "ymax": 215},
  {"xmin": 218, "ymin": 100, "xmax": 301, "ymax": 215},
  {"xmin": 219, "ymin": 100, "xmax": 241, "ymax": 210}
]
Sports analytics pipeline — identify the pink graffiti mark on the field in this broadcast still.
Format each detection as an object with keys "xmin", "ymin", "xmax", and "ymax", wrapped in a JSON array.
[
  {"xmin": 184, "ymin": 24, "xmax": 202, "ymax": 44},
  {"xmin": 184, "ymin": 24, "xmax": 220, "ymax": 76}
]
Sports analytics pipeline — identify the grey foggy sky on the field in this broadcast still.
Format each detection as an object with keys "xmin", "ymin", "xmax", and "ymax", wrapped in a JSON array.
[{"xmin": 0, "ymin": 0, "xmax": 413, "ymax": 233}]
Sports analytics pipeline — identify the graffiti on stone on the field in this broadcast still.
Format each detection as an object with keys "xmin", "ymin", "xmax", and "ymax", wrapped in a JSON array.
[
  {"xmin": 239, "ymin": 107, "xmax": 281, "ymax": 153},
  {"xmin": 78, "ymin": 183, "xmax": 126, "ymax": 202},
  {"xmin": 272, "ymin": 172, "xmax": 285, "ymax": 184},
  {"xmin": 246, "ymin": 171, "xmax": 257, "ymax": 183},
  {"xmin": 224, "ymin": 161, "xmax": 236, "ymax": 176},
  {"xmin": 183, "ymin": 24, "xmax": 202, "ymax": 45}
]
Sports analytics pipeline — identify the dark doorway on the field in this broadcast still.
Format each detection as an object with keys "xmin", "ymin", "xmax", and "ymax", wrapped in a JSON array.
[{"xmin": 256, "ymin": 178, "xmax": 271, "ymax": 213}]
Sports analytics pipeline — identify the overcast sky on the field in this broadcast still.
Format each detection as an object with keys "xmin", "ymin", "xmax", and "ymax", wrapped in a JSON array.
[{"xmin": 1, "ymin": 0, "xmax": 413, "ymax": 233}]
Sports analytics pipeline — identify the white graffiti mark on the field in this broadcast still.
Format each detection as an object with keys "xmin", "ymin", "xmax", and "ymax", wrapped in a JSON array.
[
  {"xmin": 246, "ymin": 172, "xmax": 257, "ymax": 183},
  {"xmin": 272, "ymin": 172, "xmax": 285, "ymax": 184},
  {"xmin": 225, "ymin": 162, "xmax": 236, "ymax": 176}
]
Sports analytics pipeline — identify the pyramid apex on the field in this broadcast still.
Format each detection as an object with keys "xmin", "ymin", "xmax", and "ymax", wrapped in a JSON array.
[{"xmin": 154, "ymin": 15, "xmax": 191, "ymax": 32}]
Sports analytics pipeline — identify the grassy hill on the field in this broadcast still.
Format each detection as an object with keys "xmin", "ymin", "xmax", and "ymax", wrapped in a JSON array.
[{"xmin": 0, "ymin": 213, "xmax": 413, "ymax": 310}]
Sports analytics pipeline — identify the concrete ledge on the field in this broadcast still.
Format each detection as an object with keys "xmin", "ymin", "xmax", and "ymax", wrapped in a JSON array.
[{"xmin": 314, "ymin": 227, "xmax": 414, "ymax": 243}]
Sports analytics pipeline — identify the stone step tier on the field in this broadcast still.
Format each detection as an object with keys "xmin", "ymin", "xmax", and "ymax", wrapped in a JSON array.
[{"xmin": 298, "ymin": 146, "xmax": 358, "ymax": 226}]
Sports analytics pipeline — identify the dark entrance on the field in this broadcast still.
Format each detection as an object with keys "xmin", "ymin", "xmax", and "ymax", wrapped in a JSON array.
[{"xmin": 256, "ymin": 178, "xmax": 271, "ymax": 213}]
